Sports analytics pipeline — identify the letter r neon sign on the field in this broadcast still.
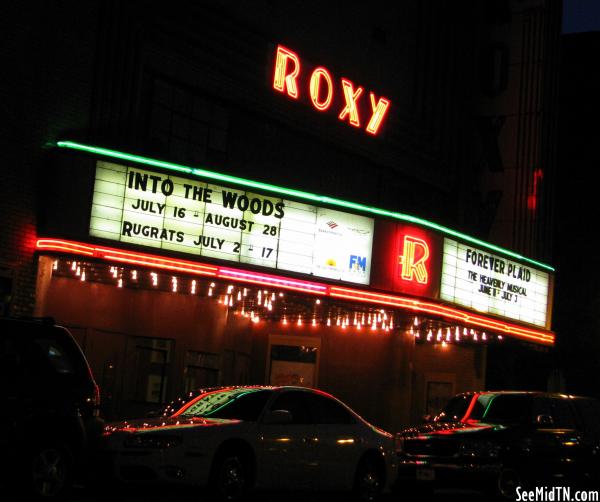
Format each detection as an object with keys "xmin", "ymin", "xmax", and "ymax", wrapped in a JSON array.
[
  {"xmin": 398, "ymin": 236, "xmax": 430, "ymax": 284},
  {"xmin": 273, "ymin": 45, "xmax": 301, "ymax": 99}
]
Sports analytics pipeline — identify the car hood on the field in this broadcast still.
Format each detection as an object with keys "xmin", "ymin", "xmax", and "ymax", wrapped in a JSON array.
[
  {"xmin": 104, "ymin": 416, "xmax": 242, "ymax": 434},
  {"xmin": 399, "ymin": 421, "xmax": 507, "ymax": 439}
]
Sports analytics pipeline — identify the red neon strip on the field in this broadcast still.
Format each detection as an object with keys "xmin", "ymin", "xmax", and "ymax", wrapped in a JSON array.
[
  {"xmin": 36, "ymin": 238, "xmax": 554, "ymax": 346},
  {"xmin": 36, "ymin": 239, "xmax": 95, "ymax": 256},
  {"xmin": 102, "ymin": 255, "xmax": 216, "ymax": 276},
  {"xmin": 329, "ymin": 287, "xmax": 555, "ymax": 345},
  {"xmin": 36, "ymin": 239, "xmax": 217, "ymax": 277},
  {"xmin": 100, "ymin": 249, "xmax": 216, "ymax": 274},
  {"xmin": 218, "ymin": 268, "xmax": 327, "ymax": 295}
]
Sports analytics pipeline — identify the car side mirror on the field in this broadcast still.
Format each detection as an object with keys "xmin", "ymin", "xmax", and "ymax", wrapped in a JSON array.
[
  {"xmin": 536, "ymin": 414, "xmax": 554, "ymax": 427},
  {"xmin": 263, "ymin": 409, "xmax": 293, "ymax": 425}
]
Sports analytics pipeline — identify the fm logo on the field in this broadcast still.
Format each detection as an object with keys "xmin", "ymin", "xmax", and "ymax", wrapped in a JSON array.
[
  {"xmin": 398, "ymin": 236, "xmax": 429, "ymax": 284},
  {"xmin": 349, "ymin": 255, "xmax": 367, "ymax": 272}
]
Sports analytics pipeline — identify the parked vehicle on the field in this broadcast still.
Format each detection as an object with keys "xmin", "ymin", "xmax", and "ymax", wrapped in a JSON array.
[
  {"xmin": 395, "ymin": 391, "xmax": 600, "ymax": 499},
  {"xmin": 0, "ymin": 317, "xmax": 102, "ymax": 498},
  {"xmin": 101, "ymin": 385, "xmax": 397, "ymax": 501}
]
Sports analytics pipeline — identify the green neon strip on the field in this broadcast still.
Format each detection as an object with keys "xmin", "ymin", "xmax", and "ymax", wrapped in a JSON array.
[{"xmin": 57, "ymin": 140, "xmax": 555, "ymax": 272}]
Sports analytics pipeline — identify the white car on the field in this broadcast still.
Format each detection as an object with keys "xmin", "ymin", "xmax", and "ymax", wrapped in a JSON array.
[{"xmin": 102, "ymin": 386, "xmax": 397, "ymax": 501}]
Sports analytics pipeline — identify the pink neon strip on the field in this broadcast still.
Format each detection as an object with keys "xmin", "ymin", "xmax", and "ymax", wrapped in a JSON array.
[{"xmin": 218, "ymin": 268, "xmax": 327, "ymax": 294}]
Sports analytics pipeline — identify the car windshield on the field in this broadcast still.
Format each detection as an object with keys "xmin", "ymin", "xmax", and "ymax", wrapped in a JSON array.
[
  {"xmin": 435, "ymin": 394, "xmax": 473, "ymax": 422},
  {"xmin": 155, "ymin": 388, "xmax": 220, "ymax": 417},
  {"xmin": 177, "ymin": 388, "xmax": 273, "ymax": 421},
  {"xmin": 476, "ymin": 394, "xmax": 532, "ymax": 424}
]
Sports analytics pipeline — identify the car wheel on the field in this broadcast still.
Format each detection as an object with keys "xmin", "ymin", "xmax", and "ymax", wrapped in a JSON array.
[
  {"xmin": 496, "ymin": 466, "xmax": 522, "ymax": 500},
  {"xmin": 30, "ymin": 444, "xmax": 72, "ymax": 498},
  {"xmin": 353, "ymin": 456, "xmax": 384, "ymax": 502},
  {"xmin": 210, "ymin": 451, "xmax": 251, "ymax": 502}
]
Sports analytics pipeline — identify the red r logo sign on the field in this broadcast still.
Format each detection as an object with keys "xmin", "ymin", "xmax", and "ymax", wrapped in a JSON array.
[{"xmin": 398, "ymin": 236, "xmax": 430, "ymax": 284}]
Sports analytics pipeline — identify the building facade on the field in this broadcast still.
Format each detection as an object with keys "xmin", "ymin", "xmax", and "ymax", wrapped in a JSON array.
[{"xmin": 1, "ymin": 1, "xmax": 560, "ymax": 430}]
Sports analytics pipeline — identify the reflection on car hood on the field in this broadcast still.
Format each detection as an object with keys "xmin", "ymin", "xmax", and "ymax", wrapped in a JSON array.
[
  {"xmin": 400, "ymin": 421, "xmax": 507, "ymax": 438},
  {"xmin": 104, "ymin": 416, "xmax": 241, "ymax": 434}
]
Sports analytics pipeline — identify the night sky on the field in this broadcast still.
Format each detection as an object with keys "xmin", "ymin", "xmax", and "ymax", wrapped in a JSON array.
[{"xmin": 562, "ymin": 0, "xmax": 600, "ymax": 33}]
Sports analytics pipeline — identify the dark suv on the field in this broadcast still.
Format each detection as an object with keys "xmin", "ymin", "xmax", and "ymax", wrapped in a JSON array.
[
  {"xmin": 395, "ymin": 391, "xmax": 600, "ymax": 498},
  {"xmin": 0, "ymin": 317, "xmax": 102, "ymax": 498}
]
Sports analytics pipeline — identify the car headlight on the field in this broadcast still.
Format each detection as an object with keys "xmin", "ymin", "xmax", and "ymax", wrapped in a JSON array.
[
  {"xmin": 459, "ymin": 440, "xmax": 500, "ymax": 458},
  {"xmin": 123, "ymin": 434, "xmax": 183, "ymax": 449}
]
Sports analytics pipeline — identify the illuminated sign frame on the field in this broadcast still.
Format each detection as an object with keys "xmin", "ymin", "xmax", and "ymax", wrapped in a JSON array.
[
  {"xmin": 440, "ymin": 238, "xmax": 551, "ymax": 328},
  {"xmin": 89, "ymin": 161, "xmax": 375, "ymax": 285}
]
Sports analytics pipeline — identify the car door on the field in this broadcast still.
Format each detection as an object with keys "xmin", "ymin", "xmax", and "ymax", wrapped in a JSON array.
[
  {"xmin": 550, "ymin": 397, "xmax": 589, "ymax": 476},
  {"xmin": 256, "ymin": 390, "xmax": 317, "ymax": 490},
  {"xmin": 531, "ymin": 397, "xmax": 587, "ymax": 479},
  {"xmin": 303, "ymin": 391, "xmax": 363, "ymax": 491},
  {"xmin": 572, "ymin": 398, "xmax": 600, "ymax": 478}
]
